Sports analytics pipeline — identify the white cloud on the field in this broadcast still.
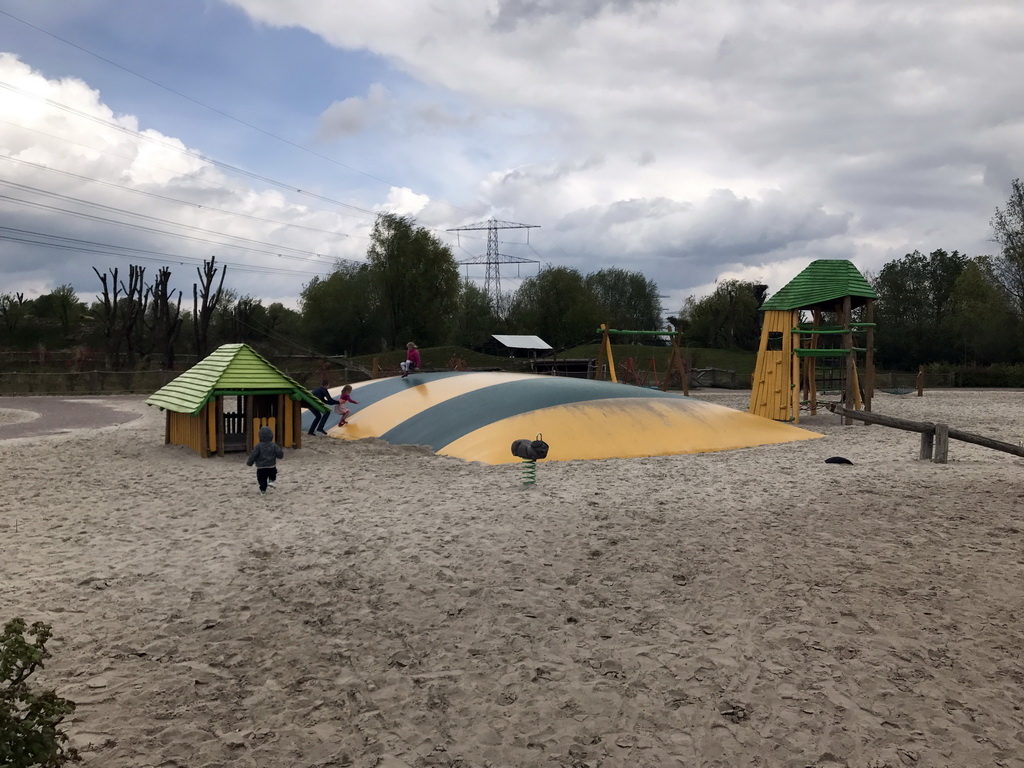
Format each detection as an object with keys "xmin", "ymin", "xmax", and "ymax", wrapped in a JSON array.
[
  {"xmin": 7, "ymin": 0, "xmax": 1024, "ymax": 310},
  {"xmin": 224, "ymin": 0, "xmax": 1024, "ymax": 299},
  {"xmin": 317, "ymin": 82, "xmax": 392, "ymax": 139},
  {"xmin": 0, "ymin": 53, "xmax": 357, "ymax": 305}
]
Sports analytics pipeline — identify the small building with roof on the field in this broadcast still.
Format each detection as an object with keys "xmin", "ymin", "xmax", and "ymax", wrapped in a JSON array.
[
  {"xmin": 146, "ymin": 343, "xmax": 328, "ymax": 457},
  {"xmin": 750, "ymin": 259, "xmax": 878, "ymax": 423},
  {"xmin": 485, "ymin": 334, "xmax": 553, "ymax": 358}
]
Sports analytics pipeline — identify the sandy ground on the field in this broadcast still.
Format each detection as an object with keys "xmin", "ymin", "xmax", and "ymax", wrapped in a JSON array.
[{"xmin": 2, "ymin": 389, "xmax": 1024, "ymax": 768}]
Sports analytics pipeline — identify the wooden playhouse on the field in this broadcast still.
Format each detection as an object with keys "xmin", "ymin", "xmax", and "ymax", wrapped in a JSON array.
[
  {"xmin": 146, "ymin": 343, "xmax": 328, "ymax": 457},
  {"xmin": 749, "ymin": 260, "xmax": 878, "ymax": 423}
]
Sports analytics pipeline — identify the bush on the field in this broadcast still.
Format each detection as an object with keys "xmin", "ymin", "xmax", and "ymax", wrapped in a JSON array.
[{"xmin": 0, "ymin": 618, "xmax": 80, "ymax": 767}]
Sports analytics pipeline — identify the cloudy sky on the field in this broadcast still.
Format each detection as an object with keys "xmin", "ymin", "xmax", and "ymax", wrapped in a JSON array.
[{"xmin": 1, "ymin": 0, "xmax": 1023, "ymax": 314}]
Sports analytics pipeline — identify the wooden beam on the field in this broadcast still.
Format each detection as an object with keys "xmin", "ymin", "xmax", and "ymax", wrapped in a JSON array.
[{"xmin": 827, "ymin": 403, "xmax": 1024, "ymax": 460}]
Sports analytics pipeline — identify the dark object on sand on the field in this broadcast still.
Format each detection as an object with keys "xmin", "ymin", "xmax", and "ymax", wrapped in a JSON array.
[{"xmin": 824, "ymin": 456, "xmax": 854, "ymax": 465}]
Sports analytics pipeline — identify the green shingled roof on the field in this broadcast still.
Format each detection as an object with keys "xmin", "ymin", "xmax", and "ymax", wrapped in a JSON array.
[
  {"xmin": 760, "ymin": 259, "xmax": 877, "ymax": 312},
  {"xmin": 146, "ymin": 343, "xmax": 328, "ymax": 415}
]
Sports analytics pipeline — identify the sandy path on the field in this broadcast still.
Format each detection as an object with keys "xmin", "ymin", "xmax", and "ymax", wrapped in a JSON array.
[{"xmin": 2, "ymin": 390, "xmax": 1023, "ymax": 767}]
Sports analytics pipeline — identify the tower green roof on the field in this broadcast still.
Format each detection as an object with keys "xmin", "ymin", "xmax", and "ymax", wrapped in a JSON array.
[
  {"xmin": 146, "ymin": 343, "xmax": 328, "ymax": 415},
  {"xmin": 760, "ymin": 259, "xmax": 877, "ymax": 312}
]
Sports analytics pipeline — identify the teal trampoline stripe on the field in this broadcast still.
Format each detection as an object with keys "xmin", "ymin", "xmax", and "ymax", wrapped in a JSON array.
[
  {"xmin": 300, "ymin": 371, "xmax": 469, "ymax": 430},
  {"xmin": 381, "ymin": 376, "xmax": 686, "ymax": 450}
]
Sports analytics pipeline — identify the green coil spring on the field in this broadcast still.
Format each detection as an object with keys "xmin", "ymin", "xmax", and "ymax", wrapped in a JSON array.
[{"xmin": 521, "ymin": 458, "xmax": 537, "ymax": 485}]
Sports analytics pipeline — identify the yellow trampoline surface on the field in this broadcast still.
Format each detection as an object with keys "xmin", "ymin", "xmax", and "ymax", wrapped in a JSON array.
[{"xmin": 303, "ymin": 372, "xmax": 822, "ymax": 464}]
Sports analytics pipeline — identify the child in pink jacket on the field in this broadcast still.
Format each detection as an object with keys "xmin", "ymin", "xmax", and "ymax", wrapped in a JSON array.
[
  {"xmin": 333, "ymin": 384, "xmax": 359, "ymax": 426},
  {"xmin": 400, "ymin": 342, "xmax": 420, "ymax": 378}
]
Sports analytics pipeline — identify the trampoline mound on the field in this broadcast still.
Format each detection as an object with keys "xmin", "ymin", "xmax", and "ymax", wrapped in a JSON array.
[{"xmin": 305, "ymin": 371, "xmax": 823, "ymax": 464}]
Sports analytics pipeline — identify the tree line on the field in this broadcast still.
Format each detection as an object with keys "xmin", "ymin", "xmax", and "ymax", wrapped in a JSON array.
[
  {"xmin": 4, "ymin": 181, "xmax": 1024, "ymax": 376},
  {"xmin": 0, "ymin": 212, "xmax": 663, "ymax": 368},
  {"xmin": 675, "ymin": 179, "xmax": 1024, "ymax": 377}
]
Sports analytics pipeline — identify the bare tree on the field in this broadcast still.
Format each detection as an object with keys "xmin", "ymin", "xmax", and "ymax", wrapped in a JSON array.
[
  {"xmin": 193, "ymin": 256, "xmax": 227, "ymax": 359},
  {"xmin": 93, "ymin": 267, "xmax": 123, "ymax": 369},
  {"xmin": 0, "ymin": 292, "xmax": 26, "ymax": 335},
  {"xmin": 991, "ymin": 178, "xmax": 1024, "ymax": 316},
  {"xmin": 120, "ymin": 265, "xmax": 149, "ymax": 368},
  {"xmin": 149, "ymin": 267, "xmax": 183, "ymax": 369}
]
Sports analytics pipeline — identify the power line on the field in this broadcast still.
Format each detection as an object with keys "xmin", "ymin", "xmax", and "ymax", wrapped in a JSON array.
[
  {"xmin": 0, "ymin": 7, "xmax": 478, "ymax": 217},
  {"xmin": 0, "ymin": 106, "xmax": 490, "ymax": 247},
  {"xmin": 0, "ymin": 79, "xmax": 384, "ymax": 217},
  {"xmin": 0, "ymin": 180, "xmax": 352, "ymax": 264},
  {"xmin": 0, "ymin": 118, "xmax": 377, "ymax": 228},
  {"xmin": 0, "ymin": 225, "xmax": 334, "ymax": 278},
  {"xmin": 0, "ymin": 153, "xmax": 359, "ymax": 239}
]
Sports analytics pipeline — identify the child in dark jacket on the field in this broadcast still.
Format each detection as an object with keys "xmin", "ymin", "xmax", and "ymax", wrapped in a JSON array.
[{"xmin": 246, "ymin": 425, "xmax": 284, "ymax": 495}]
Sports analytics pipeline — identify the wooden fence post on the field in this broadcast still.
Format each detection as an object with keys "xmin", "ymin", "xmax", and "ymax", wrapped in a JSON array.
[
  {"xmin": 916, "ymin": 366, "xmax": 924, "ymax": 397},
  {"xmin": 919, "ymin": 429, "xmax": 934, "ymax": 460},
  {"xmin": 934, "ymin": 423, "xmax": 949, "ymax": 464}
]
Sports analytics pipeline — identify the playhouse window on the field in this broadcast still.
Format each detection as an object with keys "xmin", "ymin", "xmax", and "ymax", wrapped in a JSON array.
[{"xmin": 767, "ymin": 332, "xmax": 784, "ymax": 351}]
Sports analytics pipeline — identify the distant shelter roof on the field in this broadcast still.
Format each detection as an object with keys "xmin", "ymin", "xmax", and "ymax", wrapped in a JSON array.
[
  {"xmin": 760, "ymin": 259, "xmax": 877, "ymax": 312},
  {"xmin": 491, "ymin": 334, "xmax": 553, "ymax": 351}
]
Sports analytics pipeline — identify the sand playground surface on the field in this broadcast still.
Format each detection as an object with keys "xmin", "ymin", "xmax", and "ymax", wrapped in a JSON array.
[{"xmin": 2, "ymin": 389, "xmax": 1024, "ymax": 768}]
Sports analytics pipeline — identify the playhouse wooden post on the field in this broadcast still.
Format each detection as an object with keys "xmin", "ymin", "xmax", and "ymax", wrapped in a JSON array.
[
  {"xmin": 215, "ymin": 395, "xmax": 226, "ymax": 457},
  {"xmin": 864, "ymin": 299, "xmax": 875, "ymax": 412},
  {"xmin": 842, "ymin": 296, "xmax": 855, "ymax": 425},
  {"xmin": 809, "ymin": 309, "xmax": 820, "ymax": 415},
  {"xmin": 790, "ymin": 310, "xmax": 801, "ymax": 423}
]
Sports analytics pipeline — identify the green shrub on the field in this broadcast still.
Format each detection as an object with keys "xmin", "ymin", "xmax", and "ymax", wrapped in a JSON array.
[{"xmin": 0, "ymin": 618, "xmax": 80, "ymax": 767}]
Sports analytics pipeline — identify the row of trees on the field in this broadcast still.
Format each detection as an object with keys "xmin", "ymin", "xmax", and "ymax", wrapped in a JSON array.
[
  {"xmin": 5, "ymin": 179, "xmax": 1024, "ymax": 372},
  {"xmin": 0, "ymin": 213, "xmax": 663, "ymax": 366},
  {"xmin": 675, "ymin": 179, "xmax": 1024, "ymax": 370}
]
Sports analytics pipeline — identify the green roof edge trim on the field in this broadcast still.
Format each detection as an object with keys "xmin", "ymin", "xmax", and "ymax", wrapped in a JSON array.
[
  {"xmin": 761, "ymin": 259, "xmax": 878, "ymax": 312},
  {"xmin": 145, "ymin": 343, "xmax": 329, "ymax": 415}
]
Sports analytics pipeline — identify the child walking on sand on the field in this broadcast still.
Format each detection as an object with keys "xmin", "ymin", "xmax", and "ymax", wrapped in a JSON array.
[
  {"xmin": 333, "ymin": 384, "xmax": 360, "ymax": 426},
  {"xmin": 246, "ymin": 425, "xmax": 283, "ymax": 495},
  {"xmin": 400, "ymin": 342, "xmax": 420, "ymax": 378}
]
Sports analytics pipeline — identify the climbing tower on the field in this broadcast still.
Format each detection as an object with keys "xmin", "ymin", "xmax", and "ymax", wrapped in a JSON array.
[{"xmin": 749, "ymin": 260, "xmax": 878, "ymax": 424}]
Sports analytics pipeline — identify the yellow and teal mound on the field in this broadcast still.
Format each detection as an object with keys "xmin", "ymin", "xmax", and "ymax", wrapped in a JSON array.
[{"xmin": 305, "ymin": 372, "xmax": 821, "ymax": 464}]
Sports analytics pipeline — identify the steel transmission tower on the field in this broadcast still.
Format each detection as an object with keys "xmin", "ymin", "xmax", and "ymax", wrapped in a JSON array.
[{"xmin": 447, "ymin": 219, "xmax": 540, "ymax": 308}]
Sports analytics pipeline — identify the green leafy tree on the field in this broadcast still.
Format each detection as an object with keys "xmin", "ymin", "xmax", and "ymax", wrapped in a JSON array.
[
  {"xmin": 31, "ymin": 286, "xmax": 84, "ymax": 339},
  {"xmin": 584, "ymin": 268, "xmax": 662, "ymax": 330},
  {"xmin": 991, "ymin": 178, "xmax": 1024, "ymax": 317},
  {"xmin": 0, "ymin": 618, "xmax": 80, "ymax": 767},
  {"xmin": 872, "ymin": 249, "xmax": 969, "ymax": 367},
  {"xmin": 679, "ymin": 280, "xmax": 765, "ymax": 350},
  {"xmin": 366, "ymin": 213, "xmax": 460, "ymax": 349},
  {"xmin": 507, "ymin": 266, "xmax": 602, "ymax": 348},
  {"xmin": 301, "ymin": 262, "xmax": 382, "ymax": 356},
  {"xmin": 946, "ymin": 257, "xmax": 1018, "ymax": 364},
  {"xmin": 450, "ymin": 280, "xmax": 497, "ymax": 348}
]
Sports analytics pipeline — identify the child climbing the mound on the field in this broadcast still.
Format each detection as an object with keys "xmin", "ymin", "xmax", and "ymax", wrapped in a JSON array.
[
  {"xmin": 400, "ymin": 341, "xmax": 420, "ymax": 378},
  {"xmin": 246, "ymin": 425, "xmax": 284, "ymax": 496},
  {"xmin": 333, "ymin": 384, "xmax": 360, "ymax": 426}
]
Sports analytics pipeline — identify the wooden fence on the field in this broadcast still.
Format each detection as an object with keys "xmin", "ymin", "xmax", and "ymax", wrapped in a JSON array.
[{"xmin": 827, "ymin": 403, "xmax": 1024, "ymax": 464}]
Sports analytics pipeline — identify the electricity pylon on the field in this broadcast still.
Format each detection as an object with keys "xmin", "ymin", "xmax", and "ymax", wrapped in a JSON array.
[{"xmin": 447, "ymin": 219, "xmax": 540, "ymax": 309}]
